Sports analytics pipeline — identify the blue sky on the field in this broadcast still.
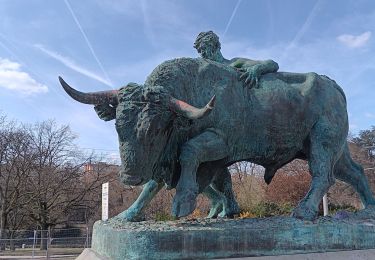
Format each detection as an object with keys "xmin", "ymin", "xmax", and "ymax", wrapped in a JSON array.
[{"xmin": 0, "ymin": 0, "xmax": 374, "ymax": 161}]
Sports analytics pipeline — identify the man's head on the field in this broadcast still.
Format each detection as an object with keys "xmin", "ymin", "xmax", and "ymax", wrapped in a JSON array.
[{"xmin": 194, "ymin": 31, "xmax": 221, "ymax": 60}]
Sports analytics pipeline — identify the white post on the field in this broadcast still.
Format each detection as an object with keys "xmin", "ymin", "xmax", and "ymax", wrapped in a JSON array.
[
  {"xmin": 85, "ymin": 226, "xmax": 89, "ymax": 248},
  {"xmin": 102, "ymin": 182, "xmax": 109, "ymax": 221},
  {"xmin": 323, "ymin": 194, "xmax": 328, "ymax": 216}
]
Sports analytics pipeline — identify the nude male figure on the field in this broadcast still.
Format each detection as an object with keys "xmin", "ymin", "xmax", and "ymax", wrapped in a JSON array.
[{"xmin": 194, "ymin": 31, "xmax": 279, "ymax": 87}]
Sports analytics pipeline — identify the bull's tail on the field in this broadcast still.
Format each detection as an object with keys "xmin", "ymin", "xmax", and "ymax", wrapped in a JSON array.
[{"xmin": 334, "ymin": 143, "xmax": 375, "ymax": 207}]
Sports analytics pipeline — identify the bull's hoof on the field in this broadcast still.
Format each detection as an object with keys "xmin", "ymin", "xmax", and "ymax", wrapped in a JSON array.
[
  {"xmin": 207, "ymin": 199, "xmax": 240, "ymax": 219},
  {"xmin": 218, "ymin": 208, "xmax": 233, "ymax": 218},
  {"xmin": 206, "ymin": 203, "xmax": 223, "ymax": 219},
  {"xmin": 291, "ymin": 204, "xmax": 317, "ymax": 221},
  {"xmin": 218, "ymin": 206, "xmax": 239, "ymax": 218},
  {"xmin": 172, "ymin": 190, "xmax": 198, "ymax": 218}
]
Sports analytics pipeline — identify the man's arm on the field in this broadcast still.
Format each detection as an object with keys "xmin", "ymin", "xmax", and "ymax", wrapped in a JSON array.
[{"xmin": 230, "ymin": 58, "xmax": 279, "ymax": 87}]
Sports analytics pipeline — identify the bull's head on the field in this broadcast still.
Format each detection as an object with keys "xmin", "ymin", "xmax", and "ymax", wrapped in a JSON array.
[{"xmin": 59, "ymin": 77, "xmax": 215, "ymax": 185}]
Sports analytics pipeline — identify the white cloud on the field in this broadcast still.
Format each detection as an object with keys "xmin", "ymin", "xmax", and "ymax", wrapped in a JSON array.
[
  {"xmin": 337, "ymin": 31, "xmax": 371, "ymax": 48},
  {"xmin": 35, "ymin": 44, "xmax": 113, "ymax": 87},
  {"xmin": 0, "ymin": 58, "xmax": 48, "ymax": 95}
]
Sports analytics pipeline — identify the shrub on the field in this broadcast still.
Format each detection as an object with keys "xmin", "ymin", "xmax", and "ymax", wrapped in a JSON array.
[
  {"xmin": 154, "ymin": 212, "xmax": 174, "ymax": 221},
  {"xmin": 238, "ymin": 202, "xmax": 293, "ymax": 218},
  {"xmin": 329, "ymin": 204, "xmax": 357, "ymax": 214}
]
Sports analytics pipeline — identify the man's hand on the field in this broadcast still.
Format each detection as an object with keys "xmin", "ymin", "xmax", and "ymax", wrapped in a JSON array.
[
  {"xmin": 94, "ymin": 103, "xmax": 116, "ymax": 121},
  {"xmin": 239, "ymin": 65, "xmax": 261, "ymax": 88}
]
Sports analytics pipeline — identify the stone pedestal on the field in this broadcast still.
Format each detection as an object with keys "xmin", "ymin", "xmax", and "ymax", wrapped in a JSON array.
[{"xmin": 84, "ymin": 210, "xmax": 375, "ymax": 260}]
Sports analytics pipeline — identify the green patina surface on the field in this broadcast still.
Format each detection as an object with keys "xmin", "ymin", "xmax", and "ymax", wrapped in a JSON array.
[
  {"xmin": 61, "ymin": 30, "xmax": 375, "ymax": 258},
  {"xmin": 60, "ymin": 31, "xmax": 375, "ymax": 222},
  {"xmin": 91, "ymin": 209, "xmax": 375, "ymax": 260},
  {"xmin": 60, "ymin": 53, "xmax": 374, "ymax": 221}
]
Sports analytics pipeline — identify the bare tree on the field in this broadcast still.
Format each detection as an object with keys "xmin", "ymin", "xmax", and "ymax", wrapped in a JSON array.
[
  {"xmin": 265, "ymin": 160, "xmax": 311, "ymax": 206},
  {"xmin": 0, "ymin": 116, "xmax": 34, "ymax": 249},
  {"xmin": 229, "ymin": 162, "xmax": 265, "ymax": 211},
  {"xmin": 0, "ymin": 115, "xmax": 118, "ymax": 250},
  {"xmin": 20, "ymin": 120, "xmax": 108, "ymax": 249},
  {"xmin": 353, "ymin": 126, "xmax": 375, "ymax": 160}
]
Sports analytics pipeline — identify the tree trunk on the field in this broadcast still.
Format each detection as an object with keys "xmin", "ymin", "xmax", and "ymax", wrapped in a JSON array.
[
  {"xmin": 39, "ymin": 201, "xmax": 49, "ymax": 251},
  {"xmin": 9, "ymin": 233, "xmax": 15, "ymax": 251},
  {"xmin": 0, "ymin": 211, "xmax": 7, "ymax": 251},
  {"xmin": 39, "ymin": 224, "xmax": 48, "ymax": 250}
]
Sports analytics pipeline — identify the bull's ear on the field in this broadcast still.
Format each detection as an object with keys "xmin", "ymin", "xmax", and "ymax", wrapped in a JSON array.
[
  {"xmin": 169, "ymin": 95, "xmax": 215, "ymax": 120},
  {"xmin": 94, "ymin": 104, "xmax": 116, "ymax": 121}
]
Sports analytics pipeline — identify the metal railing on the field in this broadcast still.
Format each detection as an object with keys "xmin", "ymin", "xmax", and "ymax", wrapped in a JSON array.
[{"xmin": 0, "ymin": 227, "xmax": 91, "ymax": 259}]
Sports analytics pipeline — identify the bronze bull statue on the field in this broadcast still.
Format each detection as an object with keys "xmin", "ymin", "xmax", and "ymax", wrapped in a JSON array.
[{"xmin": 60, "ymin": 57, "xmax": 375, "ymax": 221}]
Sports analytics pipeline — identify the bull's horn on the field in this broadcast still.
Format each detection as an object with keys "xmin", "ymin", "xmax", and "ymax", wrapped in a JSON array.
[
  {"xmin": 169, "ymin": 95, "xmax": 216, "ymax": 120},
  {"xmin": 58, "ymin": 76, "xmax": 118, "ymax": 105}
]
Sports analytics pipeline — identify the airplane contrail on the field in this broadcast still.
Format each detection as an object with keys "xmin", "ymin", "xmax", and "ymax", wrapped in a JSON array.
[
  {"xmin": 35, "ymin": 44, "xmax": 113, "ymax": 87},
  {"xmin": 280, "ymin": 0, "xmax": 322, "ymax": 62},
  {"xmin": 222, "ymin": 0, "xmax": 243, "ymax": 40},
  {"xmin": 64, "ymin": 0, "xmax": 113, "ymax": 87}
]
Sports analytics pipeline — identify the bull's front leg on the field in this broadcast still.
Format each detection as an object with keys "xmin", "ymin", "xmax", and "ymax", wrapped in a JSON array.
[
  {"xmin": 113, "ymin": 180, "xmax": 164, "ymax": 221},
  {"xmin": 172, "ymin": 130, "xmax": 229, "ymax": 218}
]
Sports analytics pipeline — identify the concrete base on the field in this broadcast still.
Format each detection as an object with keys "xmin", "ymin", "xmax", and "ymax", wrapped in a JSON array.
[{"xmin": 88, "ymin": 209, "xmax": 375, "ymax": 260}]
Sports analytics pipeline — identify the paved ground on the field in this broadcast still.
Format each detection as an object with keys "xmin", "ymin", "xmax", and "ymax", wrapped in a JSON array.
[
  {"xmin": 0, "ymin": 255, "xmax": 76, "ymax": 260},
  {"xmin": 225, "ymin": 249, "xmax": 375, "ymax": 260}
]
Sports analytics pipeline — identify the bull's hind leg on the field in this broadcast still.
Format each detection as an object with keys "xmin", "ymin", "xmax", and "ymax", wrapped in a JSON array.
[
  {"xmin": 334, "ymin": 143, "xmax": 375, "ymax": 207},
  {"xmin": 211, "ymin": 168, "xmax": 240, "ymax": 217},
  {"xmin": 292, "ymin": 121, "xmax": 343, "ymax": 220},
  {"xmin": 172, "ymin": 130, "xmax": 229, "ymax": 218},
  {"xmin": 203, "ymin": 186, "xmax": 224, "ymax": 218},
  {"xmin": 203, "ymin": 168, "xmax": 240, "ymax": 218}
]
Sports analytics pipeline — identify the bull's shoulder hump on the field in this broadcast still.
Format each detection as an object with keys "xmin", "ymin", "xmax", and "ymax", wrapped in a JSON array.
[
  {"xmin": 147, "ymin": 57, "xmax": 202, "ymax": 75},
  {"xmin": 158, "ymin": 57, "xmax": 202, "ymax": 66}
]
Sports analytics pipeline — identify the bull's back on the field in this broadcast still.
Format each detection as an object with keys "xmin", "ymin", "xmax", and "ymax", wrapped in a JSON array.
[{"xmin": 144, "ymin": 58, "xmax": 348, "ymax": 163}]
